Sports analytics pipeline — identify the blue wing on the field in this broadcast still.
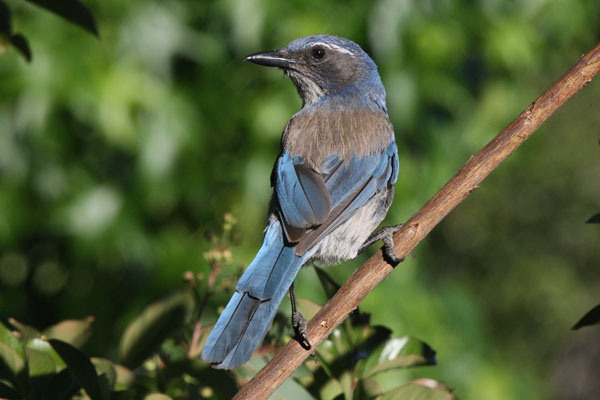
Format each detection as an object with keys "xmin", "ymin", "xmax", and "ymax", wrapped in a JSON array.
[{"xmin": 274, "ymin": 140, "xmax": 398, "ymax": 255}]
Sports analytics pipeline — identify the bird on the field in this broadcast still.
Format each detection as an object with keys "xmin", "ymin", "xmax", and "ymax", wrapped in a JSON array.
[{"xmin": 201, "ymin": 34, "xmax": 402, "ymax": 369}]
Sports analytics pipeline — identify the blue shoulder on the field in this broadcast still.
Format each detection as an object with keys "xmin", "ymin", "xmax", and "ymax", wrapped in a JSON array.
[{"xmin": 274, "ymin": 140, "xmax": 398, "ymax": 233}]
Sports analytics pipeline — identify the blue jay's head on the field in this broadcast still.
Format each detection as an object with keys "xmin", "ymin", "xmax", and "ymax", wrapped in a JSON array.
[{"xmin": 245, "ymin": 35, "xmax": 384, "ymax": 106}]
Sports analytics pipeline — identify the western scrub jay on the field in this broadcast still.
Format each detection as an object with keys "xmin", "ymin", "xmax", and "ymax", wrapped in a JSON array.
[{"xmin": 201, "ymin": 34, "xmax": 402, "ymax": 369}]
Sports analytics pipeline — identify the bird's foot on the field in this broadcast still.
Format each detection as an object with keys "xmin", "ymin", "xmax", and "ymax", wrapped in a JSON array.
[
  {"xmin": 360, "ymin": 224, "xmax": 412, "ymax": 267},
  {"xmin": 292, "ymin": 311, "xmax": 312, "ymax": 350},
  {"xmin": 381, "ymin": 234, "xmax": 404, "ymax": 266}
]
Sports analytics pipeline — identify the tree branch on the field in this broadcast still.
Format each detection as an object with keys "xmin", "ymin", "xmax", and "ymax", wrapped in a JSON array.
[{"xmin": 233, "ymin": 41, "xmax": 600, "ymax": 400}]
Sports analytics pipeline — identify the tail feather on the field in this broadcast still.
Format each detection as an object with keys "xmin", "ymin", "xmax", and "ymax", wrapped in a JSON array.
[
  {"xmin": 201, "ymin": 221, "xmax": 305, "ymax": 369},
  {"xmin": 201, "ymin": 292, "xmax": 261, "ymax": 363}
]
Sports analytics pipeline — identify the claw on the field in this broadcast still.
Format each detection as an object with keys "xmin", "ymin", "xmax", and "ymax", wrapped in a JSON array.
[
  {"xmin": 289, "ymin": 283, "xmax": 312, "ymax": 350},
  {"xmin": 360, "ymin": 224, "xmax": 411, "ymax": 267},
  {"xmin": 382, "ymin": 236, "xmax": 404, "ymax": 266},
  {"xmin": 292, "ymin": 311, "xmax": 312, "ymax": 350}
]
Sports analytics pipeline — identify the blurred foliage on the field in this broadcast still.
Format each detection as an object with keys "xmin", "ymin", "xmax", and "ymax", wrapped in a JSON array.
[
  {"xmin": 0, "ymin": 0, "xmax": 98, "ymax": 62},
  {"xmin": 1, "ymin": 0, "xmax": 600, "ymax": 398},
  {"xmin": 0, "ymin": 0, "xmax": 32, "ymax": 62},
  {"xmin": 0, "ymin": 221, "xmax": 450, "ymax": 398}
]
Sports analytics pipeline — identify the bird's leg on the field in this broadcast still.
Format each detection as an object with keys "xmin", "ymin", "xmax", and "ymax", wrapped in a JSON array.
[
  {"xmin": 359, "ymin": 224, "xmax": 407, "ymax": 267},
  {"xmin": 289, "ymin": 282, "xmax": 312, "ymax": 350}
]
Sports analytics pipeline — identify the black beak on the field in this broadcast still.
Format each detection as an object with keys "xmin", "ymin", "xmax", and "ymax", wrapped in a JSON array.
[{"xmin": 244, "ymin": 50, "xmax": 295, "ymax": 68}]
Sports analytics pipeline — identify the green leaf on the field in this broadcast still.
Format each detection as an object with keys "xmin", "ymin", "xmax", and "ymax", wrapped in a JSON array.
[
  {"xmin": 355, "ymin": 377, "xmax": 384, "ymax": 399},
  {"xmin": 144, "ymin": 394, "xmax": 172, "ymax": 400},
  {"xmin": 43, "ymin": 316, "xmax": 94, "ymax": 349},
  {"xmin": 91, "ymin": 358, "xmax": 116, "ymax": 388},
  {"xmin": 26, "ymin": 339, "xmax": 58, "ymax": 398},
  {"xmin": 48, "ymin": 338, "xmax": 105, "ymax": 400},
  {"xmin": 307, "ymin": 324, "xmax": 391, "ymax": 398},
  {"xmin": 364, "ymin": 336, "xmax": 436, "ymax": 377},
  {"xmin": 26, "ymin": 342, "xmax": 56, "ymax": 377},
  {"xmin": 0, "ymin": 342, "xmax": 25, "ymax": 384},
  {"xmin": 113, "ymin": 364, "xmax": 134, "ymax": 390},
  {"xmin": 0, "ymin": 342, "xmax": 26, "ymax": 397},
  {"xmin": 572, "ymin": 304, "xmax": 600, "ymax": 330},
  {"xmin": 10, "ymin": 34, "xmax": 31, "ymax": 62},
  {"xmin": 381, "ymin": 381, "xmax": 457, "ymax": 400},
  {"xmin": 0, "ymin": 322, "xmax": 24, "ymax": 360},
  {"xmin": 119, "ymin": 291, "xmax": 193, "ymax": 368},
  {"xmin": 22, "ymin": 0, "xmax": 98, "ymax": 37},
  {"xmin": 26, "ymin": 337, "xmax": 66, "ymax": 370}
]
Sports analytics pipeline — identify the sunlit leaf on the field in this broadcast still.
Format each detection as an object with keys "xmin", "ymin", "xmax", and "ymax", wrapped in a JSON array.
[
  {"xmin": 144, "ymin": 394, "xmax": 172, "ymax": 400},
  {"xmin": 305, "ymin": 325, "xmax": 392, "ymax": 399},
  {"xmin": 25, "ymin": 338, "xmax": 71, "ymax": 396},
  {"xmin": 411, "ymin": 378, "xmax": 454, "ymax": 393},
  {"xmin": 23, "ymin": 0, "xmax": 98, "ymax": 37},
  {"xmin": 0, "ymin": 324, "xmax": 29, "ymax": 391},
  {"xmin": 0, "ymin": 322, "xmax": 24, "ymax": 360},
  {"xmin": 43, "ymin": 316, "xmax": 94, "ymax": 349},
  {"xmin": 113, "ymin": 364, "xmax": 134, "ymax": 391},
  {"xmin": 354, "ymin": 322, "xmax": 390, "ymax": 355},
  {"xmin": 339, "ymin": 369, "xmax": 353, "ymax": 399},
  {"xmin": 10, "ymin": 34, "xmax": 31, "ymax": 62},
  {"xmin": 119, "ymin": 291, "xmax": 194, "ymax": 368},
  {"xmin": 48, "ymin": 339, "xmax": 105, "ymax": 400},
  {"xmin": 0, "ymin": 342, "xmax": 25, "ymax": 384},
  {"xmin": 355, "ymin": 377, "xmax": 384, "ymax": 399},
  {"xmin": 26, "ymin": 337, "xmax": 66, "ymax": 370},
  {"xmin": 91, "ymin": 358, "xmax": 116, "ymax": 388},
  {"xmin": 364, "ymin": 335, "xmax": 437, "ymax": 377},
  {"xmin": 572, "ymin": 304, "xmax": 600, "ymax": 330},
  {"xmin": 26, "ymin": 343, "xmax": 55, "ymax": 377}
]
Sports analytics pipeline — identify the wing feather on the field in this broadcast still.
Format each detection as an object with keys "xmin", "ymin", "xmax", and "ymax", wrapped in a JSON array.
[{"xmin": 274, "ymin": 141, "xmax": 398, "ymax": 255}]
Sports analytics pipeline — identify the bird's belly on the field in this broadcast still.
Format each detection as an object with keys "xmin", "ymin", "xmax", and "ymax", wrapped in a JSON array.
[{"xmin": 305, "ymin": 189, "xmax": 392, "ymax": 266}]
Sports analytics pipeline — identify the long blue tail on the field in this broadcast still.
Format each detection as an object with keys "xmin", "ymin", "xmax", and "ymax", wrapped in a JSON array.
[{"xmin": 201, "ymin": 220, "xmax": 305, "ymax": 369}]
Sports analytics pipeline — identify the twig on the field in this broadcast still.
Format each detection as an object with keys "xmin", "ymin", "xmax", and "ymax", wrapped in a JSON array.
[{"xmin": 233, "ymin": 42, "xmax": 600, "ymax": 400}]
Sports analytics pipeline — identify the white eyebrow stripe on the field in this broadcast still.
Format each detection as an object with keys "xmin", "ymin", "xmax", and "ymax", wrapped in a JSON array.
[{"xmin": 314, "ymin": 42, "xmax": 354, "ymax": 55}]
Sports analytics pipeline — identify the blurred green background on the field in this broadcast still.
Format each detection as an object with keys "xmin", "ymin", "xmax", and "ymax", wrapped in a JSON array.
[{"xmin": 1, "ymin": 0, "xmax": 599, "ymax": 398}]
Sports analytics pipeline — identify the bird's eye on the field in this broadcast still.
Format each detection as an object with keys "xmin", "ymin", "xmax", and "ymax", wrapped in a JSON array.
[{"xmin": 311, "ymin": 47, "xmax": 326, "ymax": 60}]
